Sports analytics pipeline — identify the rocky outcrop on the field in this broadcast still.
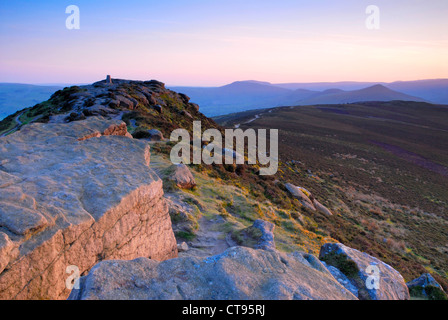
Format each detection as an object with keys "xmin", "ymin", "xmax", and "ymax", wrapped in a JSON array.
[
  {"xmin": 231, "ymin": 219, "xmax": 276, "ymax": 251},
  {"xmin": 0, "ymin": 232, "xmax": 18, "ymax": 274},
  {"xmin": 191, "ymin": 103, "xmax": 200, "ymax": 111},
  {"xmin": 0, "ymin": 117, "xmax": 177, "ymax": 300},
  {"xmin": 67, "ymin": 220, "xmax": 414, "ymax": 300},
  {"xmin": 169, "ymin": 164, "xmax": 196, "ymax": 189},
  {"xmin": 321, "ymin": 261, "xmax": 359, "ymax": 297},
  {"xmin": 147, "ymin": 129, "xmax": 164, "ymax": 141},
  {"xmin": 407, "ymin": 273, "xmax": 447, "ymax": 300},
  {"xmin": 133, "ymin": 129, "xmax": 164, "ymax": 141},
  {"xmin": 285, "ymin": 183, "xmax": 332, "ymax": 215},
  {"xmin": 319, "ymin": 243, "xmax": 409, "ymax": 300},
  {"xmin": 313, "ymin": 200, "xmax": 333, "ymax": 216},
  {"xmin": 68, "ymin": 246, "xmax": 357, "ymax": 300},
  {"xmin": 0, "ymin": 78, "xmax": 221, "ymax": 153},
  {"xmin": 285, "ymin": 183, "xmax": 314, "ymax": 210},
  {"xmin": 165, "ymin": 194, "xmax": 197, "ymax": 235},
  {"xmin": 180, "ymin": 110, "xmax": 193, "ymax": 119},
  {"xmin": 177, "ymin": 242, "xmax": 189, "ymax": 253},
  {"xmin": 252, "ymin": 220, "xmax": 275, "ymax": 251},
  {"xmin": 82, "ymin": 105, "xmax": 121, "ymax": 118}
]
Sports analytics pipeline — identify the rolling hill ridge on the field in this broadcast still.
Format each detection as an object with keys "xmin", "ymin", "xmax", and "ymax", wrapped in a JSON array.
[{"xmin": 171, "ymin": 80, "xmax": 446, "ymax": 116}]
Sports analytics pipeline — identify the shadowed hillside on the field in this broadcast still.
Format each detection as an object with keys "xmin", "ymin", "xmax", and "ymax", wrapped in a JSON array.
[
  {"xmin": 170, "ymin": 81, "xmax": 434, "ymax": 116},
  {"xmin": 216, "ymin": 101, "xmax": 448, "ymax": 291},
  {"xmin": 296, "ymin": 85, "xmax": 427, "ymax": 105},
  {"xmin": 1, "ymin": 79, "xmax": 447, "ymax": 299}
]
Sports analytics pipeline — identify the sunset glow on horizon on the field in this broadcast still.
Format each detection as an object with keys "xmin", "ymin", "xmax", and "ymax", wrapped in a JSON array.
[{"xmin": 1, "ymin": 0, "xmax": 447, "ymax": 86}]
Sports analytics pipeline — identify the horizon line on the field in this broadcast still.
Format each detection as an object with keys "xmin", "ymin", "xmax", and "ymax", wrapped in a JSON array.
[{"xmin": 1, "ymin": 77, "xmax": 447, "ymax": 88}]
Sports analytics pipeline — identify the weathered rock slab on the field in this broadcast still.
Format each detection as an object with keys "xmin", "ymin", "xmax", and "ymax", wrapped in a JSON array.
[
  {"xmin": 285, "ymin": 183, "xmax": 315, "ymax": 210},
  {"xmin": 321, "ymin": 261, "xmax": 359, "ymax": 297},
  {"xmin": 407, "ymin": 273, "xmax": 447, "ymax": 300},
  {"xmin": 285, "ymin": 183, "xmax": 333, "ymax": 215},
  {"xmin": 0, "ymin": 117, "xmax": 177, "ymax": 300},
  {"xmin": 68, "ymin": 246, "xmax": 357, "ymax": 300},
  {"xmin": 232, "ymin": 219, "xmax": 276, "ymax": 251},
  {"xmin": 169, "ymin": 164, "xmax": 196, "ymax": 189},
  {"xmin": 319, "ymin": 243, "xmax": 409, "ymax": 300}
]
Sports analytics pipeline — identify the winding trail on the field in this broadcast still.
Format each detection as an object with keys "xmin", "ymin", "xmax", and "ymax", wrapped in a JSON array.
[
  {"xmin": 0, "ymin": 111, "xmax": 24, "ymax": 137},
  {"xmin": 181, "ymin": 215, "xmax": 236, "ymax": 258},
  {"xmin": 149, "ymin": 152, "xmax": 237, "ymax": 258},
  {"xmin": 234, "ymin": 113, "xmax": 261, "ymax": 129},
  {"xmin": 233, "ymin": 109, "xmax": 274, "ymax": 129}
]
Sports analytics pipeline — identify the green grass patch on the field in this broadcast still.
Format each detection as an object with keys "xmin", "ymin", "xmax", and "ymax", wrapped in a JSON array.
[{"xmin": 175, "ymin": 231, "xmax": 196, "ymax": 241}]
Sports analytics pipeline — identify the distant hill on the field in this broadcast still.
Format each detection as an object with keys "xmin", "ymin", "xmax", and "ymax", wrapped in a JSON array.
[
  {"xmin": 387, "ymin": 79, "xmax": 448, "ymax": 104},
  {"xmin": 273, "ymin": 81, "xmax": 379, "ymax": 91},
  {"xmin": 3, "ymin": 79, "xmax": 445, "ymax": 119},
  {"xmin": 170, "ymin": 81, "xmax": 433, "ymax": 117},
  {"xmin": 273, "ymin": 79, "xmax": 448, "ymax": 103},
  {"xmin": 170, "ymin": 81, "xmax": 294, "ymax": 116},
  {"xmin": 278, "ymin": 88, "xmax": 319, "ymax": 106},
  {"xmin": 217, "ymin": 81, "xmax": 291, "ymax": 96},
  {"xmin": 297, "ymin": 84, "xmax": 427, "ymax": 105},
  {"xmin": 0, "ymin": 83, "xmax": 62, "ymax": 120}
]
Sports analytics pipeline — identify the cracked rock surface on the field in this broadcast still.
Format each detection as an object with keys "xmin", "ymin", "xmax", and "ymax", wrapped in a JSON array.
[
  {"xmin": 68, "ymin": 246, "xmax": 357, "ymax": 300},
  {"xmin": 0, "ymin": 117, "xmax": 177, "ymax": 299}
]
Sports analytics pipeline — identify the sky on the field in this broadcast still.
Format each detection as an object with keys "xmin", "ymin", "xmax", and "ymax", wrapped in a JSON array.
[{"xmin": 0, "ymin": 0, "xmax": 447, "ymax": 86}]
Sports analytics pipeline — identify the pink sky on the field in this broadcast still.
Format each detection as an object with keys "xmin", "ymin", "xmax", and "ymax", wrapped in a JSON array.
[{"xmin": 0, "ymin": 0, "xmax": 447, "ymax": 86}]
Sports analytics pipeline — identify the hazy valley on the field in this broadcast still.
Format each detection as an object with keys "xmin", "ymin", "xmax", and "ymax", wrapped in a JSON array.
[
  {"xmin": 171, "ymin": 79, "xmax": 448, "ymax": 116},
  {"xmin": 0, "ymin": 83, "xmax": 63, "ymax": 121}
]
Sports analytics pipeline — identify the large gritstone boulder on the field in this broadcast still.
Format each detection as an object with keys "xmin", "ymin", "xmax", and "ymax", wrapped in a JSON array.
[
  {"xmin": 319, "ymin": 243, "xmax": 409, "ymax": 300},
  {"xmin": 0, "ymin": 117, "xmax": 178, "ymax": 300},
  {"xmin": 68, "ymin": 246, "xmax": 357, "ymax": 300},
  {"xmin": 407, "ymin": 273, "xmax": 447, "ymax": 300}
]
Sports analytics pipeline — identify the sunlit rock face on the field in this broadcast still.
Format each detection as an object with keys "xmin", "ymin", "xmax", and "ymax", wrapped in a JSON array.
[{"xmin": 0, "ymin": 117, "xmax": 177, "ymax": 300}]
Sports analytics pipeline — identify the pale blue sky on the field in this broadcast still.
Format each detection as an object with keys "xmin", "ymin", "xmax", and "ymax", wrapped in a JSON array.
[{"xmin": 0, "ymin": 0, "xmax": 447, "ymax": 85}]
